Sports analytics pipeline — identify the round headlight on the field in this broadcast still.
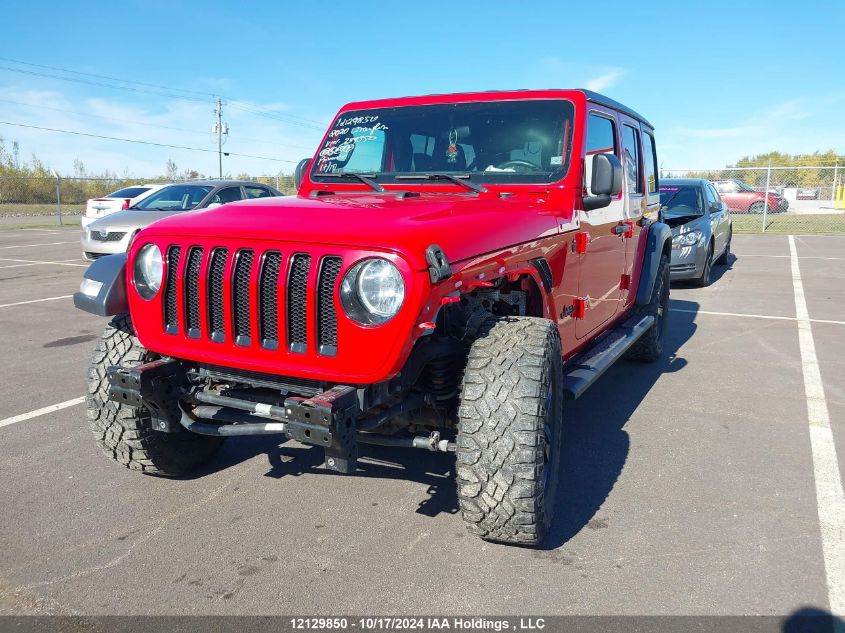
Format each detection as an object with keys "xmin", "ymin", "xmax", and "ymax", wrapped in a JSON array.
[
  {"xmin": 340, "ymin": 258, "xmax": 405, "ymax": 325},
  {"xmin": 133, "ymin": 243, "xmax": 163, "ymax": 300}
]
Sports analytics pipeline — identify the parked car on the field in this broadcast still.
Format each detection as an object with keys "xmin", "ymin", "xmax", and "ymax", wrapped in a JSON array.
[
  {"xmin": 796, "ymin": 188, "xmax": 819, "ymax": 200},
  {"xmin": 712, "ymin": 179, "xmax": 788, "ymax": 213},
  {"xmin": 74, "ymin": 89, "xmax": 673, "ymax": 546},
  {"xmin": 81, "ymin": 180, "xmax": 283, "ymax": 260},
  {"xmin": 81, "ymin": 184, "xmax": 166, "ymax": 228},
  {"xmin": 660, "ymin": 178, "xmax": 732, "ymax": 286}
]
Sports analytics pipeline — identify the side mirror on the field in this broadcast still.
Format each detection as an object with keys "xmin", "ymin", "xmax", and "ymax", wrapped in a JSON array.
[
  {"xmin": 583, "ymin": 153, "xmax": 623, "ymax": 211},
  {"xmin": 294, "ymin": 158, "xmax": 311, "ymax": 191}
]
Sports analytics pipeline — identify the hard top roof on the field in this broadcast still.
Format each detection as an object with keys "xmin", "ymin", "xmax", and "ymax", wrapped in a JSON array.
[{"xmin": 339, "ymin": 89, "xmax": 653, "ymax": 129}]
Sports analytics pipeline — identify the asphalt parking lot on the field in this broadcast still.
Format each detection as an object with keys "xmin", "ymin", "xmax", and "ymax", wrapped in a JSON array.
[{"xmin": 0, "ymin": 227, "xmax": 843, "ymax": 617}]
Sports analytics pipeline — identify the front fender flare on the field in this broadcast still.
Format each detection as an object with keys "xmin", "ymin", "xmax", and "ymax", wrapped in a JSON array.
[
  {"xmin": 635, "ymin": 222, "xmax": 672, "ymax": 306},
  {"xmin": 73, "ymin": 253, "xmax": 129, "ymax": 316}
]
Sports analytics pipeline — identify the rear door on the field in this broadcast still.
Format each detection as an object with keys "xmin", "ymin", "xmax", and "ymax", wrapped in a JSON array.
[{"xmin": 576, "ymin": 109, "xmax": 627, "ymax": 339}]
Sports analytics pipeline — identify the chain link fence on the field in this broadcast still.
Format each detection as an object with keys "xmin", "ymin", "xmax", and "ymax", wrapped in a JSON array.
[
  {"xmin": 2, "ymin": 169, "xmax": 844, "ymax": 234},
  {"xmin": 662, "ymin": 166, "xmax": 845, "ymax": 235},
  {"xmin": 0, "ymin": 175, "xmax": 297, "ymax": 227}
]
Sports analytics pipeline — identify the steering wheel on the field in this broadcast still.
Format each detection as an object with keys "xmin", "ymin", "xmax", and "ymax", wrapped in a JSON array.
[{"xmin": 495, "ymin": 159, "xmax": 539, "ymax": 173}]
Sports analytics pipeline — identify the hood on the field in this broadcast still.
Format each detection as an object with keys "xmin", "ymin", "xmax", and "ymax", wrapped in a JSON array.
[
  {"xmin": 666, "ymin": 213, "xmax": 708, "ymax": 231},
  {"xmin": 139, "ymin": 192, "xmax": 562, "ymax": 270},
  {"xmin": 87, "ymin": 209, "xmax": 187, "ymax": 232}
]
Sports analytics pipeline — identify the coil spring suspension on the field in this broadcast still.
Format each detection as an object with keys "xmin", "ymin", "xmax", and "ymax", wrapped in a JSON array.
[{"xmin": 425, "ymin": 354, "xmax": 461, "ymax": 403}]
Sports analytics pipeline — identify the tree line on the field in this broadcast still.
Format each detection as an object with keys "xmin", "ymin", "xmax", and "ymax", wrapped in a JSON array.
[
  {"xmin": 0, "ymin": 138, "xmax": 294, "ymax": 205},
  {"xmin": 674, "ymin": 150, "xmax": 845, "ymax": 190}
]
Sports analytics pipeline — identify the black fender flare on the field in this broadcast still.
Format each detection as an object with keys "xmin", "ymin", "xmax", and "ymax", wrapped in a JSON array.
[
  {"xmin": 73, "ymin": 253, "xmax": 129, "ymax": 316},
  {"xmin": 635, "ymin": 222, "xmax": 672, "ymax": 306}
]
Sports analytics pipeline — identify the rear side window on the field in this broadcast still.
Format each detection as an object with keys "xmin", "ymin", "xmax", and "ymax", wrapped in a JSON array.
[
  {"xmin": 642, "ymin": 132, "xmax": 658, "ymax": 193},
  {"xmin": 622, "ymin": 124, "xmax": 641, "ymax": 193},
  {"xmin": 244, "ymin": 186, "xmax": 275, "ymax": 199},
  {"xmin": 108, "ymin": 186, "xmax": 149, "ymax": 198}
]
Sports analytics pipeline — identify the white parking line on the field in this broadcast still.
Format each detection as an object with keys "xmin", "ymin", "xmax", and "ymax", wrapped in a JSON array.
[
  {"xmin": 671, "ymin": 308, "xmax": 845, "ymax": 326},
  {"xmin": 739, "ymin": 254, "xmax": 845, "ymax": 261},
  {"xmin": 0, "ymin": 397, "xmax": 85, "ymax": 429},
  {"xmin": 0, "ymin": 241, "xmax": 78, "ymax": 249},
  {"xmin": 0, "ymin": 257, "xmax": 86, "ymax": 267},
  {"xmin": 789, "ymin": 235, "xmax": 845, "ymax": 616},
  {"xmin": 0, "ymin": 294, "xmax": 73, "ymax": 309},
  {"xmin": 0, "ymin": 258, "xmax": 83, "ymax": 269}
]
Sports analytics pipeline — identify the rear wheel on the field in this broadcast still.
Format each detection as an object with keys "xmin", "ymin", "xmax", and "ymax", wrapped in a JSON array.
[
  {"xmin": 456, "ymin": 317, "xmax": 563, "ymax": 545},
  {"xmin": 87, "ymin": 315, "xmax": 223, "ymax": 476},
  {"xmin": 625, "ymin": 253, "xmax": 670, "ymax": 362}
]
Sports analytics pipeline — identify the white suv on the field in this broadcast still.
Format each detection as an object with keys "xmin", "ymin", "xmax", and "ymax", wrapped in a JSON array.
[{"xmin": 80, "ymin": 184, "xmax": 166, "ymax": 228}]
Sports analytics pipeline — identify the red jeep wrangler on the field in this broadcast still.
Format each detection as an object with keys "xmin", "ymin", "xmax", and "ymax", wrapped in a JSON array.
[{"xmin": 75, "ymin": 89, "xmax": 671, "ymax": 545}]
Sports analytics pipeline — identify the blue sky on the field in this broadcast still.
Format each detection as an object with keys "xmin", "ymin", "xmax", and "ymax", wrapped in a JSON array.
[{"xmin": 1, "ymin": 0, "xmax": 843, "ymax": 176}]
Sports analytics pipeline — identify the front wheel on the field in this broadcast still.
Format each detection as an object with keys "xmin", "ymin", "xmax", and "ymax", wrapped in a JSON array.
[
  {"xmin": 748, "ymin": 201, "xmax": 765, "ymax": 214},
  {"xmin": 456, "ymin": 317, "xmax": 563, "ymax": 546},
  {"xmin": 692, "ymin": 243, "xmax": 714, "ymax": 287},
  {"xmin": 87, "ymin": 315, "xmax": 223, "ymax": 476}
]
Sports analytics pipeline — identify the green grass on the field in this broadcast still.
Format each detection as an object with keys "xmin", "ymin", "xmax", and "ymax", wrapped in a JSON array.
[
  {"xmin": 0, "ymin": 203, "xmax": 85, "ymax": 216},
  {"xmin": 731, "ymin": 213, "xmax": 845, "ymax": 235},
  {"xmin": 0, "ymin": 219, "xmax": 81, "ymax": 230}
]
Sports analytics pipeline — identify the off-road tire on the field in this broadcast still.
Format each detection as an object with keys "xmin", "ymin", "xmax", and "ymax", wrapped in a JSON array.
[
  {"xmin": 692, "ymin": 242, "xmax": 713, "ymax": 287},
  {"xmin": 625, "ymin": 253, "xmax": 670, "ymax": 362},
  {"xmin": 716, "ymin": 231, "xmax": 731, "ymax": 265},
  {"xmin": 456, "ymin": 317, "xmax": 563, "ymax": 546},
  {"xmin": 87, "ymin": 314, "xmax": 223, "ymax": 476}
]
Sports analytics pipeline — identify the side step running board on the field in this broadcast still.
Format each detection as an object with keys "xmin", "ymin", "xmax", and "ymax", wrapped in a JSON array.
[{"xmin": 562, "ymin": 314, "xmax": 655, "ymax": 400}]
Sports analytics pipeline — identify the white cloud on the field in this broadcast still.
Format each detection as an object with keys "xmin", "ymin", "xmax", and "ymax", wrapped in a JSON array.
[
  {"xmin": 585, "ymin": 69, "xmax": 623, "ymax": 92},
  {"xmin": 0, "ymin": 84, "xmax": 328, "ymax": 177},
  {"xmin": 659, "ymin": 97, "xmax": 839, "ymax": 169}
]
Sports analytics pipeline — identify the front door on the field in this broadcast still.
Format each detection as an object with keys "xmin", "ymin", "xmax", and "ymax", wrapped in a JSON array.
[{"xmin": 576, "ymin": 109, "xmax": 628, "ymax": 339}]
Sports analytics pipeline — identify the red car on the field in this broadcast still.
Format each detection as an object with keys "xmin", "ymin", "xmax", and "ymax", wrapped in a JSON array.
[
  {"xmin": 74, "ymin": 89, "xmax": 672, "ymax": 545},
  {"xmin": 713, "ymin": 179, "xmax": 788, "ymax": 213}
]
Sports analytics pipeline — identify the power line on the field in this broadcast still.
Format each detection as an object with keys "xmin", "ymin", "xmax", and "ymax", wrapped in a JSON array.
[
  {"xmin": 0, "ymin": 65, "xmax": 210, "ymax": 102},
  {"xmin": 0, "ymin": 121, "xmax": 296, "ymax": 163},
  {"xmin": 0, "ymin": 56, "xmax": 328, "ymax": 128},
  {"xmin": 0, "ymin": 56, "xmax": 220, "ymax": 100},
  {"xmin": 0, "ymin": 97, "xmax": 316, "ymax": 150}
]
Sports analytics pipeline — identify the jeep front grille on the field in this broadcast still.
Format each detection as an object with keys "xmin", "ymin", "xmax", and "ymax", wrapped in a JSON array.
[
  {"xmin": 164, "ymin": 246, "xmax": 181, "ymax": 334},
  {"xmin": 162, "ymin": 245, "xmax": 340, "ymax": 356},
  {"xmin": 287, "ymin": 254, "xmax": 311, "ymax": 354}
]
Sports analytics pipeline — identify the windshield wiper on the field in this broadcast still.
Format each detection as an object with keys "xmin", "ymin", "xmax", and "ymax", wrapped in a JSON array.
[
  {"xmin": 316, "ymin": 172, "xmax": 384, "ymax": 192},
  {"xmin": 396, "ymin": 173, "xmax": 487, "ymax": 193}
]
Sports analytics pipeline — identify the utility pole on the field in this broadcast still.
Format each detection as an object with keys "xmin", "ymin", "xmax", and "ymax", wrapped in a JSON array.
[{"xmin": 213, "ymin": 98, "xmax": 228, "ymax": 179}]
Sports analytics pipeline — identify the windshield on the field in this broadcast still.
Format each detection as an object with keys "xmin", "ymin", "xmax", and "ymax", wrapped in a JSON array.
[
  {"xmin": 312, "ymin": 99, "xmax": 574, "ymax": 185},
  {"xmin": 735, "ymin": 180, "xmax": 756, "ymax": 192},
  {"xmin": 133, "ymin": 185, "xmax": 213, "ymax": 211},
  {"xmin": 659, "ymin": 185, "xmax": 703, "ymax": 216}
]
